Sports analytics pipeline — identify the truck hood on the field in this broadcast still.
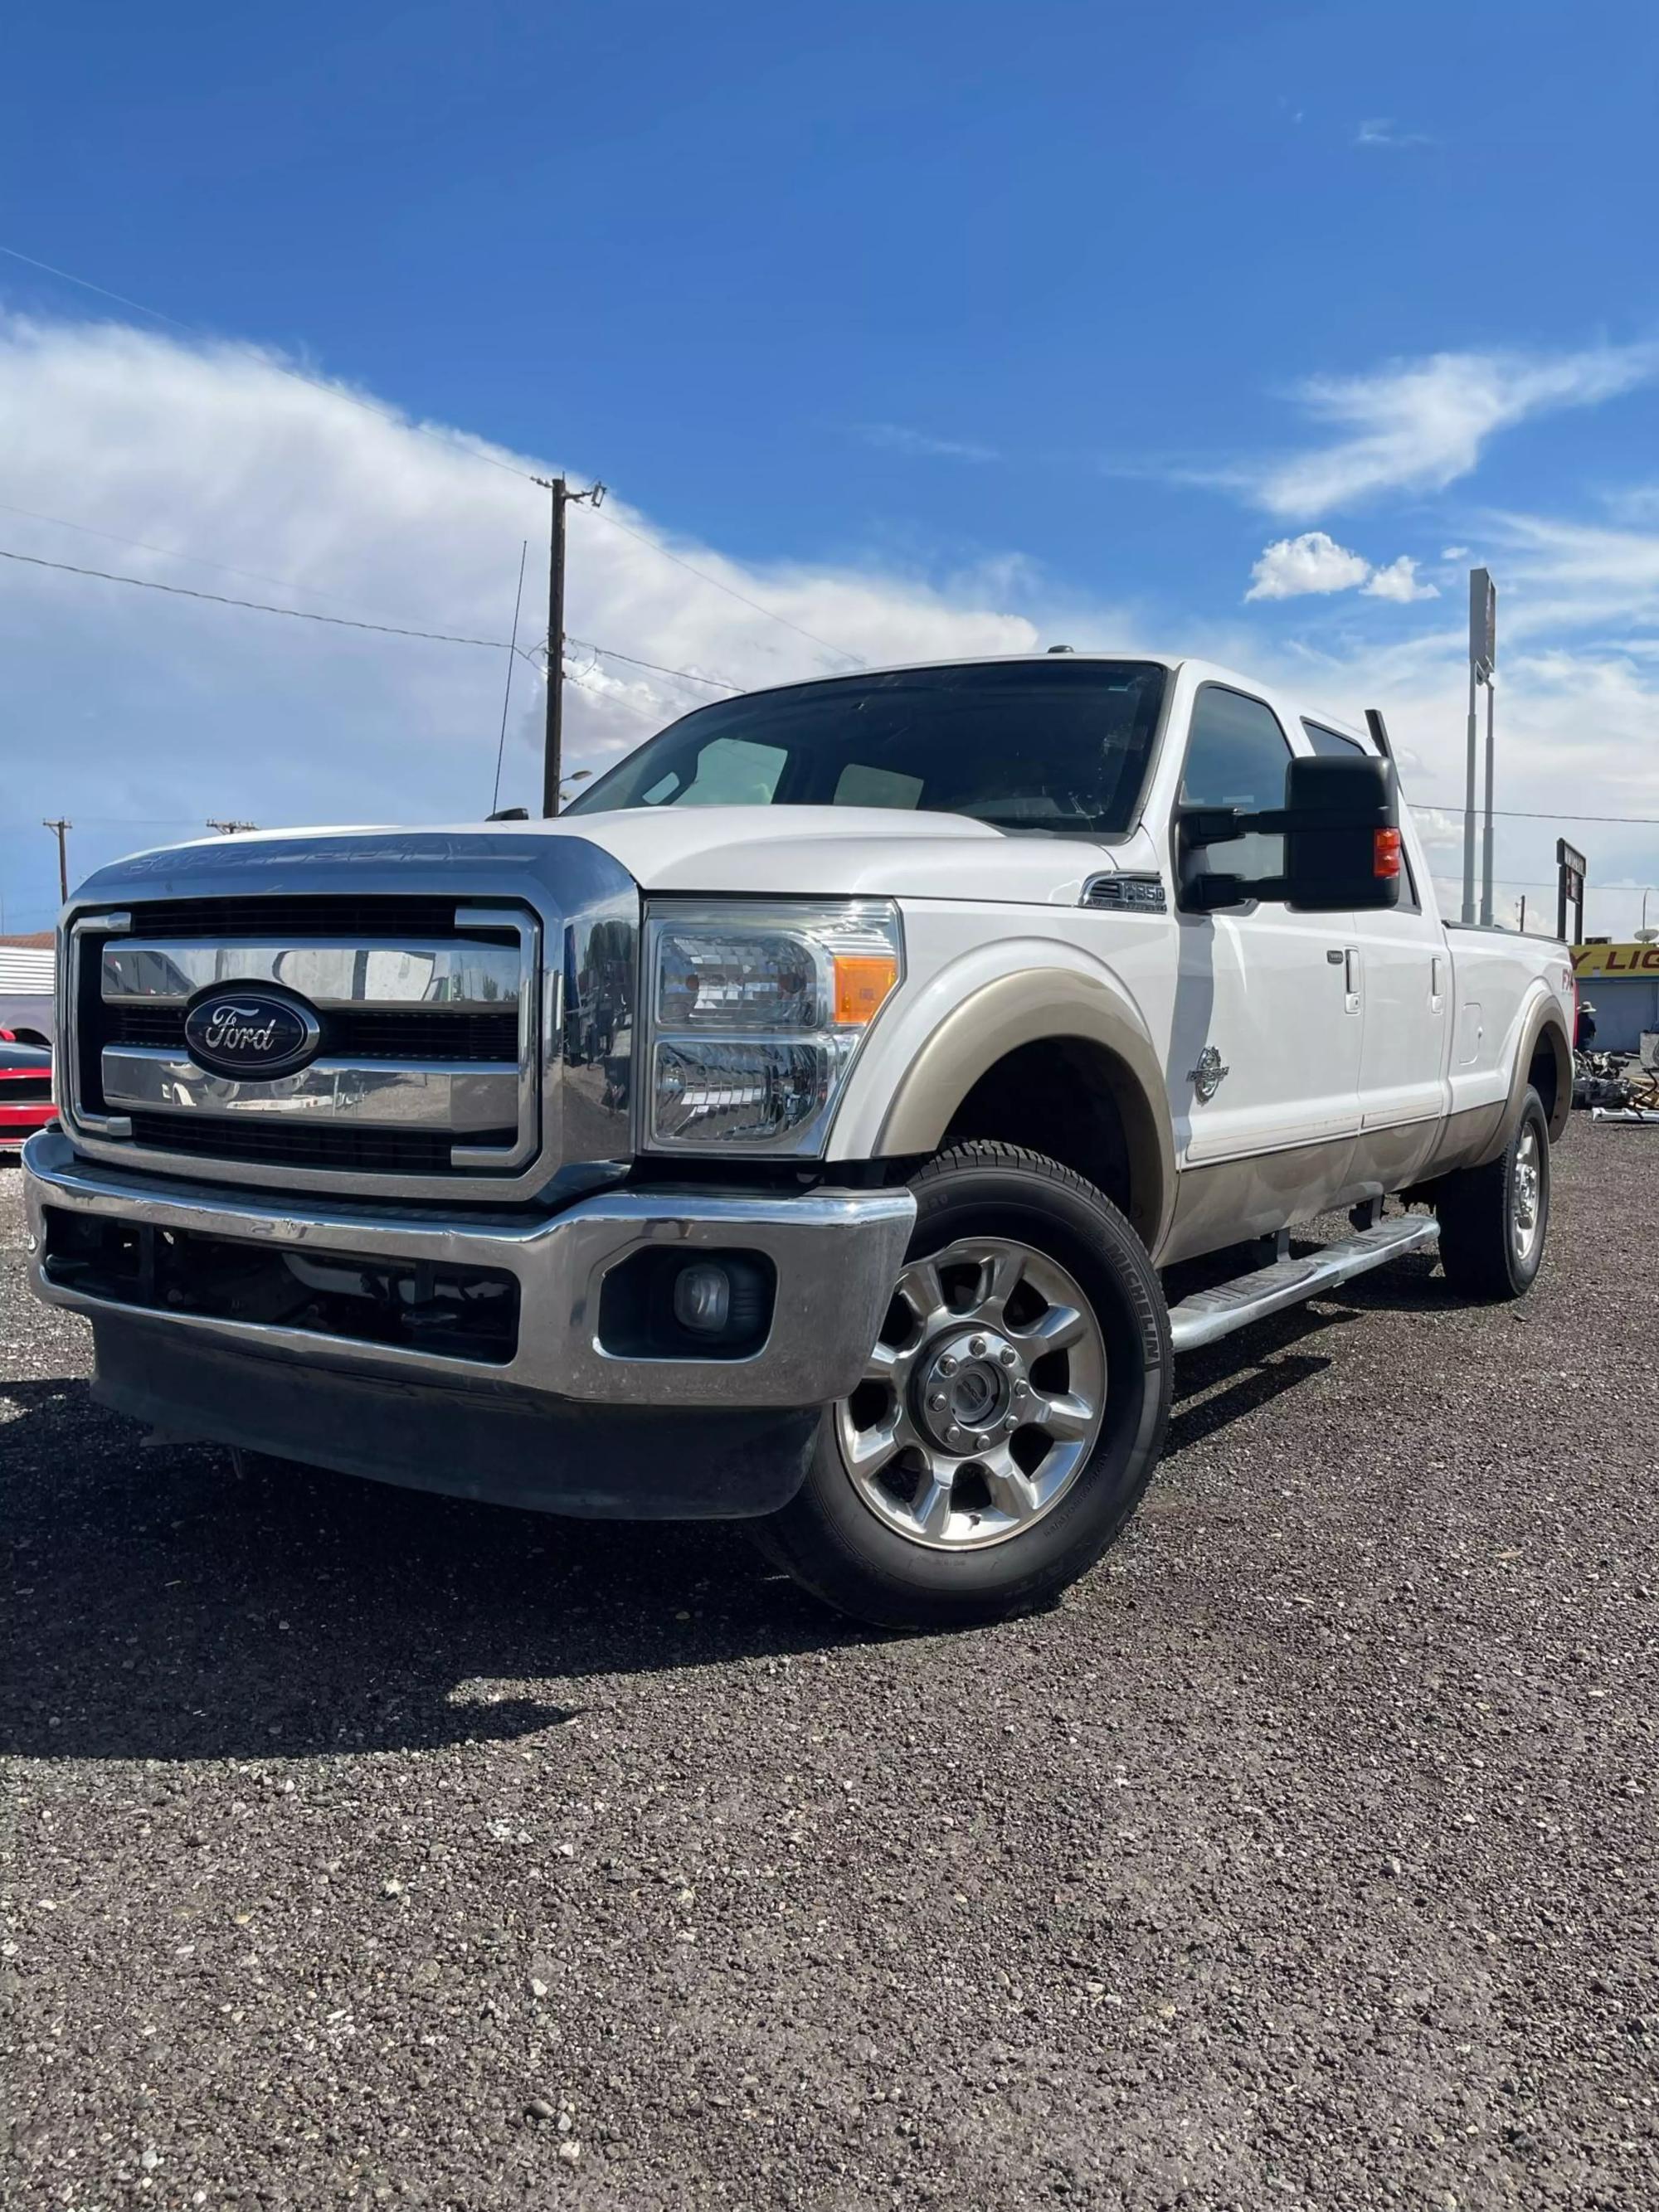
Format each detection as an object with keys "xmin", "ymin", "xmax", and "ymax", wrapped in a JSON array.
[
  {"xmin": 89, "ymin": 807, "xmax": 1153, "ymax": 910},
  {"xmin": 540, "ymin": 805, "xmax": 1121, "ymax": 905}
]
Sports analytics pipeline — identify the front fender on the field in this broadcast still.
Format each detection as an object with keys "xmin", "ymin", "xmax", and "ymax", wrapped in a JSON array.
[{"xmin": 827, "ymin": 936, "xmax": 1175, "ymax": 1256}]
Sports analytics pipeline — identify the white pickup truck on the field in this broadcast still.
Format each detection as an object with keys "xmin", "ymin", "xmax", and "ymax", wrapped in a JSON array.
[{"xmin": 23, "ymin": 654, "xmax": 1574, "ymax": 1626}]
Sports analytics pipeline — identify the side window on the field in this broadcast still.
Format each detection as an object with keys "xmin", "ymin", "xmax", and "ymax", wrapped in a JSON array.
[
  {"xmin": 1180, "ymin": 685, "xmax": 1292, "ymax": 883},
  {"xmin": 1302, "ymin": 721, "xmax": 1366, "ymax": 758}
]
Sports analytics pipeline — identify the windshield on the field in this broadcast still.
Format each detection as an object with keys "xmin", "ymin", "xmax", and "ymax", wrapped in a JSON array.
[{"xmin": 565, "ymin": 659, "xmax": 1169, "ymax": 835}]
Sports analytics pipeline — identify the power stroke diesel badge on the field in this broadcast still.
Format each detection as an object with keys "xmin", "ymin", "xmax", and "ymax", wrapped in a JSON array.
[
  {"xmin": 1187, "ymin": 1044, "xmax": 1229, "ymax": 1102},
  {"xmin": 182, "ymin": 987, "xmax": 323, "ymax": 1081}
]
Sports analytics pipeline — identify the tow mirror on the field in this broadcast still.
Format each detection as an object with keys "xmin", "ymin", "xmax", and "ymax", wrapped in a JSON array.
[
  {"xmin": 1181, "ymin": 755, "xmax": 1403, "ymax": 913},
  {"xmin": 1282, "ymin": 755, "xmax": 1403, "ymax": 912}
]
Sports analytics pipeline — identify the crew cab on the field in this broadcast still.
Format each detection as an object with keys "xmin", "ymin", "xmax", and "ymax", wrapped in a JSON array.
[{"xmin": 22, "ymin": 654, "xmax": 1573, "ymax": 1626}]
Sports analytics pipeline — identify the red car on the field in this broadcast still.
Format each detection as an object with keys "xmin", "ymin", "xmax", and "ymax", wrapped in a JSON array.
[{"xmin": 0, "ymin": 1032, "xmax": 56, "ymax": 1150}]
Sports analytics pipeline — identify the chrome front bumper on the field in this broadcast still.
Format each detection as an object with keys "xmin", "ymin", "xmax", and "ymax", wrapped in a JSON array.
[{"xmin": 22, "ymin": 1130, "xmax": 913, "ymax": 1412}]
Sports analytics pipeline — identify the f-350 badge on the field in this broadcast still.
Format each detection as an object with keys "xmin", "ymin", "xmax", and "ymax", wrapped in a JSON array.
[{"xmin": 1187, "ymin": 1045, "xmax": 1229, "ymax": 1102}]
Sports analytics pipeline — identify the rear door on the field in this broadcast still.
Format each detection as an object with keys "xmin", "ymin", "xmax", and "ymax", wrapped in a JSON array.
[
  {"xmin": 1303, "ymin": 721, "xmax": 1450, "ymax": 1154},
  {"xmin": 1169, "ymin": 685, "xmax": 1362, "ymax": 1167}
]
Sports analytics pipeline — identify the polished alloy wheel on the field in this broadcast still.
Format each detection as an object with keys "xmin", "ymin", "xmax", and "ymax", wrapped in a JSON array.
[
  {"xmin": 1511, "ymin": 1119, "xmax": 1544, "ymax": 1262},
  {"xmin": 834, "ymin": 1236, "xmax": 1108, "ymax": 1552}
]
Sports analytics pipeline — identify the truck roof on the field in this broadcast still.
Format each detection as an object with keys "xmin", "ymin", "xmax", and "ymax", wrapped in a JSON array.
[{"xmin": 685, "ymin": 651, "xmax": 1372, "ymax": 747}]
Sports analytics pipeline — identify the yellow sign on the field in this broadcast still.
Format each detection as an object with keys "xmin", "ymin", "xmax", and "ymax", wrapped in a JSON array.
[{"xmin": 1572, "ymin": 942, "xmax": 1659, "ymax": 978}]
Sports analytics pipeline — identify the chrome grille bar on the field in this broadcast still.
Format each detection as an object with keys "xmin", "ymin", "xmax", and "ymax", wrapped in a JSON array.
[
  {"xmin": 99, "ymin": 1047, "xmax": 521, "ymax": 1131},
  {"xmin": 101, "ymin": 938, "xmax": 521, "ymax": 1009}
]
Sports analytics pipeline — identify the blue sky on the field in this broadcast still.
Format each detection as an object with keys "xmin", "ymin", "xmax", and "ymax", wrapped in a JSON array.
[{"xmin": 2, "ymin": 0, "xmax": 1657, "ymax": 935}]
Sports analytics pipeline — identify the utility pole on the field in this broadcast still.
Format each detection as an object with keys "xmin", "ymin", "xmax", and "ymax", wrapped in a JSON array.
[
  {"xmin": 205, "ymin": 819, "xmax": 259, "ymax": 834},
  {"xmin": 532, "ymin": 474, "xmax": 606, "ymax": 816},
  {"xmin": 41, "ymin": 819, "xmax": 72, "ymax": 904}
]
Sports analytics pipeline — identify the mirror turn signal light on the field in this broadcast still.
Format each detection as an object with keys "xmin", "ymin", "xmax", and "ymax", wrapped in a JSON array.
[
  {"xmin": 832, "ymin": 951, "xmax": 900, "ymax": 1026},
  {"xmin": 1374, "ymin": 828, "xmax": 1404, "ymax": 879}
]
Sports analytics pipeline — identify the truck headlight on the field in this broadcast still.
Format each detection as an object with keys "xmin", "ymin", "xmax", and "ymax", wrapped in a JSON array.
[{"xmin": 643, "ymin": 899, "xmax": 902, "ymax": 1154}]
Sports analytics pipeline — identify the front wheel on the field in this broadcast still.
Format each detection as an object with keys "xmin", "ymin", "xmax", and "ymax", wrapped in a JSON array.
[
  {"xmin": 1436, "ymin": 1085, "xmax": 1551, "ymax": 1300},
  {"xmin": 754, "ymin": 1142, "xmax": 1172, "ymax": 1629}
]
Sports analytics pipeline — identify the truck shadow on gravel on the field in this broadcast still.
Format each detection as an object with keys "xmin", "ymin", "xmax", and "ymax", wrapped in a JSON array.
[
  {"xmin": 1, "ymin": 1276, "xmax": 1412, "ymax": 1766},
  {"xmin": 0, "ymin": 1376, "xmax": 881, "ymax": 1767}
]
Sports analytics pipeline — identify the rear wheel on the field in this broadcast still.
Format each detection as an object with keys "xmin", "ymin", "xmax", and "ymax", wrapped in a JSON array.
[
  {"xmin": 1436, "ymin": 1086, "xmax": 1551, "ymax": 1300},
  {"xmin": 755, "ymin": 1142, "xmax": 1171, "ymax": 1628}
]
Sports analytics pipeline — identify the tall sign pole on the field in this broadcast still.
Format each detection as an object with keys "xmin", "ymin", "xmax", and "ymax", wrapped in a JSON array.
[
  {"xmin": 533, "ymin": 476, "xmax": 606, "ymax": 818},
  {"xmin": 1556, "ymin": 839, "xmax": 1586, "ymax": 945},
  {"xmin": 1465, "ymin": 568, "xmax": 1497, "ymax": 926}
]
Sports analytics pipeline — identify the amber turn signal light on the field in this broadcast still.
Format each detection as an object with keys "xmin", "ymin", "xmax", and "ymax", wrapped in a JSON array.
[
  {"xmin": 832, "ymin": 952, "xmax": 900, "ymax": 1026},
  {"xmin": 1373, "ymin": 827, "xmax": 1404, "ymax": 879}
]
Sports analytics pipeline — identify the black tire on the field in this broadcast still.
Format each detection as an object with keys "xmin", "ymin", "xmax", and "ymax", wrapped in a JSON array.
[
  {"xmin": 754, "ymin": 1141, "xmax": 1172, "ymax": 1629},
  {"xmin": 1436, "ymin": 1086, "xmax": 1551, "ymax": 1301}
]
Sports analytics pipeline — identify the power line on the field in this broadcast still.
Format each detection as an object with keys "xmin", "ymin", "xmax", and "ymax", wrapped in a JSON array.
[
  {"xmin": 0, "ymin": 497, "xmax": 438, "ymax": 623},
  {"xmin": 2, "ymin": 241, "xmax": 868, "ymax": 673},
  {"xmin": 562, "ymin": 635, "xmax": 740, "ymax": 692},
  {"xmin": 1411, "ymin": 793, "xmax": 1659, "ymax": 826},
  {"xmin": 563, "ymin": 664, "xmax": 668, "ymax": 725},
  {"xmin": 492, "ymin": 540, "xmax": 529, "ymax": 817},
  {"xmin": 0, "ymin": 544, "xmax": 531, "ymax": 653},
  {"xmin": 0, "ymin": 542, "xmax": 756, "ymax": 711},
  {"xmin": 0, "ymin": 242, "xmax": 540, "ymax": 486},
  {"xmin": 580, "ymin": 502, "xmax": 864, "ymax": 668}
]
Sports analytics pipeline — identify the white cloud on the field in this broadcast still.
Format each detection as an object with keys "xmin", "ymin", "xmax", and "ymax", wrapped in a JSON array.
[
  {"xmin": 1245, "ymin": 531, "xmax": 1371, "ymax": 600},
  {"xmin": 1243, "ymin": 343, "xmax": 1659, "ymax": 518},
  {"xmin": 0, "ymin": 314, "xmax": 1083, "ymax": 925},
  {"xmin": 1441, "ymin": 544, "xmax": 1470, "ymax": 560},
  {"xmin": 1362, "ymin": 555, "xmax": 1440, "ymax": 602},
  {"xmin": 0, "ymin": 313, "xmax": 1653, "ymax": 940},
  {"xmin": 1245, "ymin": 535, "xmax": 1439, "ymax": 605},
  {"xmin": 1355, "ymin": 119, "xmax": 1433, "ymax": 148},
  {"xmin": 852, "ymin": 422, "xmax": 999, "ymax": 463}
]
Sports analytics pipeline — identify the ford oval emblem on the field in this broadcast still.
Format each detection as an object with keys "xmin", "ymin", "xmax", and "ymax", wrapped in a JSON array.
[{"xmin": 182, "ymin": 987, "xmax": 322, "ymax": 1080}]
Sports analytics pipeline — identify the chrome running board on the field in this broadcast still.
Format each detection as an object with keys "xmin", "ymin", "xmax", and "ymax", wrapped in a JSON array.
[{"xmin": 1167, "ymin": 1214, "xmax": 1440, "ymax": 1354}]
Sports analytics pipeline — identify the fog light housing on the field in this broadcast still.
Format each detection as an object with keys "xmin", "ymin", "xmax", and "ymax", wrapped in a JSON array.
[
  {"xmin": 596, "ymin": 1247, "xmax": 776, "ymax": 1360},
  {"xmin": 673, "ymin": 1261, "xmax": 732, "ymax": 1336}
]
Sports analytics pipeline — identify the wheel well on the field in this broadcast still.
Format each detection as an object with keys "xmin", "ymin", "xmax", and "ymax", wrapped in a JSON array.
[
  {"xmin": 941, "ymin": 1038, "xmax": 1145, "ymax": 1232},
  {"xmin": 1527, "ymin": 1018, "xmax": 1569, "ymax": 1135}
]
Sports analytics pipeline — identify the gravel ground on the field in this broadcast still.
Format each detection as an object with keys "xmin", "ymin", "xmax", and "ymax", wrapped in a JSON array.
[{"xmin": 2, "ymin": 1133, "xmax": 1657, "ymax": 2212}]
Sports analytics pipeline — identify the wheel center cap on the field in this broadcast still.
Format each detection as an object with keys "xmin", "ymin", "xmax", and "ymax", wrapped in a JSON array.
[{"xmin": 913, "ymin": 1328, "xmax": 1024, "ymax": 1450}]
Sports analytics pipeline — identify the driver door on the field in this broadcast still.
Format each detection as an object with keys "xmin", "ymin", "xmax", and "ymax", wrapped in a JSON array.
[{"xmin": 1167, "ymin": 683, "xmax": 1362, "ymax": 1173}]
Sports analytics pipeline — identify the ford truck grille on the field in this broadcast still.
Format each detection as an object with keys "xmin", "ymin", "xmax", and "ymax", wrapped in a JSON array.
[{"xmin": 67, "ymin": 895, "xmax": 539, "ymax": 1185}]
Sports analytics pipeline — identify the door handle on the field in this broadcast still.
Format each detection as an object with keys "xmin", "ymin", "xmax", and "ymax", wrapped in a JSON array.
[{"xmin": 1345, "ymin": 949, "xmax": 1358, "ymax": 995}]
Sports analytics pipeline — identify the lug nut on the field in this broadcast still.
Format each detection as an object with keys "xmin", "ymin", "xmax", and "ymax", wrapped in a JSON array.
[
  {"xmin": 969, "ymin": 1335, "xmax": 987, "ymax": 1356},
  {"xmin": 1003, "ymin": 1414, "xmax": 1018, "ymax": 1434},
  {"xmin": 998, "ymin": 1344, "xmax": 1017, "ymax": 1367},
  {"xmin": 947, "ymin": 1425, "xmax": 965, "ymax": 1448},
  {"xmin": 928, "ymin": 1390, "xmax": 947, "ymax": 1411},
  {"xmin": 938, "ymin": 1354, "xmax": 958, "ymax": 1377},
  {"xmin": 1014, "ymin": 1380, "xmax": 1029, "ymax": 1399}
]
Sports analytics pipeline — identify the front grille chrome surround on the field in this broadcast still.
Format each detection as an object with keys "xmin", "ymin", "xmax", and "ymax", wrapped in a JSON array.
[
  {"xmin": 66, "ymin": 900, "xmax": 541, "ymax": 1184},
  {"xmin": 56, "ymin": 834, "xmax": 641, "ymax": 1204}
]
